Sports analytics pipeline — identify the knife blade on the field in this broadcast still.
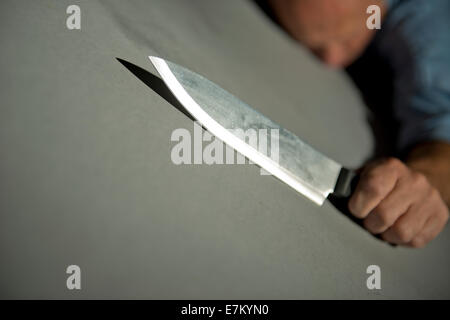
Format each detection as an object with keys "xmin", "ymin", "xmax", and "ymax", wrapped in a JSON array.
[{"xmin": 149, "ymin": 56, "xmax": 356, "ymax": 206}]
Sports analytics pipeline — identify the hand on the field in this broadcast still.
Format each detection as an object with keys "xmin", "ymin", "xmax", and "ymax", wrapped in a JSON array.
[{"xmin": 348, "ymin": 158, "xmax": 449, "ymax": 248}]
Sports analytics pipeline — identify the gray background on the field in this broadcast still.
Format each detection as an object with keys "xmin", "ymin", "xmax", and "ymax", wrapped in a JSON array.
[{"xmin": 0, "ymin": 0, "xmax": 449, "ymax": 299}]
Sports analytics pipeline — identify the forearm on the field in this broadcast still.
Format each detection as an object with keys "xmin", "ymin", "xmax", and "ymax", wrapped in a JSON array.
[{"xmin": 406, "ymin": 141, "xmax": 450, "ymax": 207}]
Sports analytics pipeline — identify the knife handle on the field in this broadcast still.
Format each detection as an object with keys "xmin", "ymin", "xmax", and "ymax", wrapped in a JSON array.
[{"xmin": 333, "ymin": 167, "xmax": 358, "ymax": 198}]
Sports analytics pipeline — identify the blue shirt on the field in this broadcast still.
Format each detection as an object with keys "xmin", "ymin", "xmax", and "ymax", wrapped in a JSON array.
[{"xmin": 378, "ymin": 0, "xmax": 450, "ymax": 151}]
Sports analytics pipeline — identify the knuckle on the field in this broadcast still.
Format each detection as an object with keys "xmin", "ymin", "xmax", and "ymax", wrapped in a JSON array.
[
  {"xmin": 429, "ymin": 188, "xmax": 442, "ymax": 203},
  {"xmin": 361, "ymin": 177, "xmax": 383, "ymax": 197},
  {"xmin": 348, "ymin": 200, "xmax": 365, "ymax": 218},
  {"xmin": 383, "ymin": 157, "xmax": 403, "ymax": 171},
  {"xmin": 376, "ymin": 208, "xmax": 393, "ymax": 226},
  {"xmin": 429, "ymin": 189, "xmax": 447, "ymax": 215},
  {"xmin": 410, "ymin": 237, "xmax": 426, "ymax": 248},
  {"xmin": 410, "ymin": 172, "xmax": 428, "ymax": 188},
  {"xmin": 392, "ymin": 224, "xmax": 414, "ymax": 243},
  {"xmin": 440, "ymin": 208, "xmax": 449, "ymax": 224}
]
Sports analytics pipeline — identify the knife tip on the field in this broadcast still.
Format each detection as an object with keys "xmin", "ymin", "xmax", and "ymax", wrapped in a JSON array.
[{"xmin": 148, "ymin": 55, "xmax": 162, "ymax": 65}]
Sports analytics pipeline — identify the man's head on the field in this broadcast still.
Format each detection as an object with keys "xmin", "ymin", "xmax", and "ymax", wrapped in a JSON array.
[{"xmin": 270, "ymin": 0, "xmax": 386, "ymax": 68}]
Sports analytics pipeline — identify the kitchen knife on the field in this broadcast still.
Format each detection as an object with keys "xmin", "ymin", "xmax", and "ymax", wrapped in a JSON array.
[{"xmin": 149, "ymin": 56, "xmax": 357, "ymax": 206}]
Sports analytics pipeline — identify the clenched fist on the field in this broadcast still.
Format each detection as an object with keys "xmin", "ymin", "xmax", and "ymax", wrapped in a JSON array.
[{"xmin": 349, "ymin": 158, "xmax": 449, "ymax": 248}]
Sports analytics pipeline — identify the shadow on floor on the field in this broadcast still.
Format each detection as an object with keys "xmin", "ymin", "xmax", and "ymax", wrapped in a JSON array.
[{"xmin": 116, "ymin": 57, "xmax": 195, "ymax": 122}]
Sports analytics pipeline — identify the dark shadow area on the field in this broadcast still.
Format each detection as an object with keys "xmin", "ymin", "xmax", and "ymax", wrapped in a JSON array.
[
  {"xmin": 252, "ymin": 0, "xmax": 281, "ymax": 27},
  {"xmin": 116, "ymin": 57, "xmax": 196, "ymax": 122},
  {"xmin": 346, "ymin": 38, "xmax": 399, "ymax": 160}
]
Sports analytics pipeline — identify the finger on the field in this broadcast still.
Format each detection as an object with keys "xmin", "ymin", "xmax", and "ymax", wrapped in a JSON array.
[
  {"xmin": 408, "ymin": 199, "xmax": 449, "ymax": 248},
  {"xmin": 381, "ymin": 197, "xmax": 432, "ymax": 245},
  {"xmin": 363, "ymin": 176, "xmax": 414, "ymax": 234},
  {"xmin": 407, "ymin": 215, "xmax": 441, "ymax": 248},
  {"xmin": 349, "ymin": 158, "xmax": 403, "ymax": 219}
]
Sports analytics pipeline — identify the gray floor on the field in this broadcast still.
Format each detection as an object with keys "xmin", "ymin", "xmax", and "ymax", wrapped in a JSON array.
[{"xmin": 0, "ymin": 0, "xmax": 449, "ymax": 299}]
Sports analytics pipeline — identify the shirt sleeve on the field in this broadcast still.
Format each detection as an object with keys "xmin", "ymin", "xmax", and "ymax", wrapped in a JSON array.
[{"xmin": 377, "ymin": 0, "xmax": 450, "ymax": 152}]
